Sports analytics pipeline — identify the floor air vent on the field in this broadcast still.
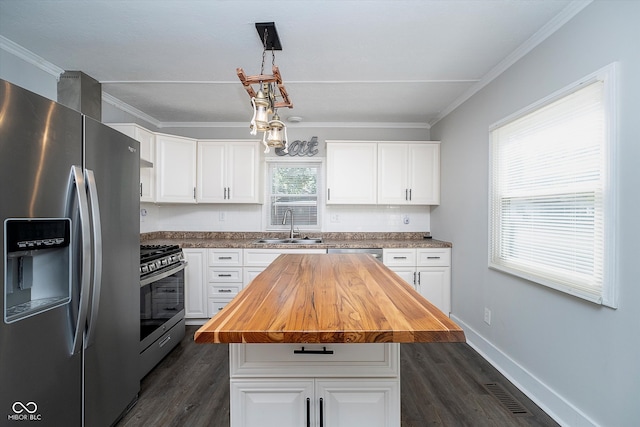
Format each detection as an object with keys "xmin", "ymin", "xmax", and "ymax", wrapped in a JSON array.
[{"xmin": 484, "ymin": 382, "xmax": 531, "ymax": 417}]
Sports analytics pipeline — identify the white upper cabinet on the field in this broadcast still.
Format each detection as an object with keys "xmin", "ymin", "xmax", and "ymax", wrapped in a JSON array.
[
  {"xmin": 378, "ymin": 142, "xmax": 440, "ymax": 205},
  {"xmin": 155, "ymin": 133, "xmax": 197, "ymax": 203},
  {"xmin": 107, "ymin": 123, "xmax": 156, "ymax": 202},
  {"xmin": 197, "ymin": 140, "xmax": 261, "ymax": 204},
  {"xmin": 326, "ymin": 141, "xmax": 377, "ymax": 204}
]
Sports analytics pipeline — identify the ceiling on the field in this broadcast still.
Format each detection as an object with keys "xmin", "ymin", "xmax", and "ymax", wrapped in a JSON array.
[{"xmin": 0, "ymin": 1, "xmax": 589, "ymax": 129}]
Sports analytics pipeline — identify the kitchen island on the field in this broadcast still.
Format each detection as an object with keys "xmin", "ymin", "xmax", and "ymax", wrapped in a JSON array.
[{"xmin": 195, "ymin": 254, "xmax": 464, "ymax": 427}]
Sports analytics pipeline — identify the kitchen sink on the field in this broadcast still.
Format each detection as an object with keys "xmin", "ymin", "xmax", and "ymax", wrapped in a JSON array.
[{"xmin": 255, "ymin": 238, "xmax": 323, "ymax": 244}]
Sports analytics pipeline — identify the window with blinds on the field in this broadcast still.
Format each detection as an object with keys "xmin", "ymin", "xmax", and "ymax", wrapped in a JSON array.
[
  {"xmin": 489, "ymin": 66, "xmax": 617, "ymax": 306},
  {"xmin": 268, "ymin": 162, "xmax": 321, "ymax": 229}
]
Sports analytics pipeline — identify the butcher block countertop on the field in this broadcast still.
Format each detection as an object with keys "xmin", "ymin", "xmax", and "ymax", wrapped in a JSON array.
[{"xmin": 194, "ymin": 253, "xmax": 465, "ymax": 344}]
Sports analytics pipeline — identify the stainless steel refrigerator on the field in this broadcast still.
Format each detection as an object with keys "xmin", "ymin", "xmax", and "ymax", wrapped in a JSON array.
[{"xmin": 0, "ymin": 79, "xmax": 140, "ymax": 426}]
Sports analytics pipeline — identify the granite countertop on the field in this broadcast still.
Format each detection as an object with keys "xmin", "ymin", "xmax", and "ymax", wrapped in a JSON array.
[
  {"xmin": 194, "ymin": 253, "xmax": 465, "ymax": 344},
  {"xmin": 141, "ymin": 231, "xmax": 452, "ymax": 249}
]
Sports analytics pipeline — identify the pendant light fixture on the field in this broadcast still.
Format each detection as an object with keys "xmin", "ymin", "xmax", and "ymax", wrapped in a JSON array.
[{"xmin": 237, "ymin": 22, "xmax": 293, "ymax": 153}]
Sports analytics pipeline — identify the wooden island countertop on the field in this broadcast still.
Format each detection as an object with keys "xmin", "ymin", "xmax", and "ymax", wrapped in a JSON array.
[{"xmin": 194, "ymin": 253, "xmax": 465, "ymax": 344}]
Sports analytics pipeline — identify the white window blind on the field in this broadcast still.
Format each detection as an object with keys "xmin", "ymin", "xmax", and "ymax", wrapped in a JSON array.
[
  {"xmin": 268, "ymin": 162, "xmax": 320, "ymax": 229},
  {"xmin": 489, "ymin": 73, "xmax": 616, "ymax": 306}
]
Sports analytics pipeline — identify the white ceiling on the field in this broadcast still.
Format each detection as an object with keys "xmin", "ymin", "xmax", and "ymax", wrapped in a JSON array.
[{"xmin": 0, "ymin": 0, "xmax": 589, "ymax": 128}]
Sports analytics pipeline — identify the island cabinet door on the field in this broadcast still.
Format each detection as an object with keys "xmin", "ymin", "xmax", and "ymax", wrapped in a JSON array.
[
  {"xmin": 231, "ymin": 380, "xmax": 314, "ymax": 427},
  {"xmin": 315, "ymin": 379, "xmax": 400, "ymax": 427}
]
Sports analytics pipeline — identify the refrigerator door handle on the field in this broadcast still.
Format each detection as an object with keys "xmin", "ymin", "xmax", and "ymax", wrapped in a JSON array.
[
  {"xmin": 84, "ymin": 169, "xmax": 102, "ymax": 349},
  {"xmin": 67, "ymin": 166, "xmax": 92, "ymax": 356}
]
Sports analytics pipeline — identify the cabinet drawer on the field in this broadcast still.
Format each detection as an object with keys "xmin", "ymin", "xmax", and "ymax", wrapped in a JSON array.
[
  {"xmin": 383, "ymin": 249, "xmax": 416, "ymax": 266},
  {"xmin": 209, "ymin": 297, "xmax": 234, "ymax": 317},
  {"xmin": 209, "ymin": 249, "xmax": 243, "ymax": 266},
  {"xmin": 208, "ymin": 267, "xmax": 243, "ymax": 282},
  {"xmin": 244, "ymin": 248, "xmax": 326, "ymax": 267},
  {"xmin": 209, "ymin": 283, "xmax": 240, "ymax": 297},
  {"xmin": 230, "ymin": 343, "xmax": 399, "ymax": 378},
  {"xmin": 416, "ymin": 248, "xmax": 450, "ymax": 266}
]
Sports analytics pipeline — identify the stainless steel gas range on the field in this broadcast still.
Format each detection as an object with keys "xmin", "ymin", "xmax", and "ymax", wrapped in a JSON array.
[{"xmin": 139, "ymin": 244, "xmax": 187, "ymax": 378}]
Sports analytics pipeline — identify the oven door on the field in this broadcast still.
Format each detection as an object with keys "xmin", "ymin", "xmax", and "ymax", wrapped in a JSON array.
[{"xmin": 140, "ymin": 261, "xmax": 186, "ymax": 352}]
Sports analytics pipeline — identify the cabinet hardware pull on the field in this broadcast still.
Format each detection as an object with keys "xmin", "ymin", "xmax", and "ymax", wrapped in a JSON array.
[
  {"xmin": 218, "ymin": 307, "xmax": 224, "ymax": 311},
  {"xmin": 427, "ymin": 256, "xmax": 441, "ymax": 259},
  {"xmin": 140, "ymin": 183, "xmax": 143, "ymax": 197},
  {"xmin": 293, "ymin": 346, "xmax": 334, "ymax": 355},
  {"xmin": 413, "ymin": 271, "xmax": 416, "ymax": 286},
  {"xmin": 218, "ymin": 289, "xmax": 233, "ymax": 293},
  {"xmin": 405, "ymin": 188, "xmax": 408, "ymax": 200},
  {"xmin": 193, "ymin": 187, "xmax": 196, "ymax": 199},
  {"xmin": 393, "ymin": 256, "xmax": 407, "ymax": 259},
  {"xmin": 327, "ymin": 188, "xmax": 330, "ymax": 200},
  {"xmin": 219, "ymin": 256, "xmax": 232, "ymax": 260},
  {"xmin": 218, "ymin": 274, "xmax": 232, "ymax": 277},
  {"xmin": 409, "ymin": 188, "xmax": 412, "ymax": 201},
  {"xmin": 227, "ymin": 187, "xmax": 231, "ymax": 199},
  {"xmin": 417, "ymin": 272, "xmax": 421, "ymax": 285},
  {"xmin": 319, "ymin": 397, "xmax": 324, "ymax": 427},
  {"xmin": 306, "ymin": 398, "xmax": 311, "ymax": 427}
]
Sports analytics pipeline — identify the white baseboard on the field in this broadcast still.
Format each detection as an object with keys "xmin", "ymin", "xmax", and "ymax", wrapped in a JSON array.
[{"xmin": 450, "ymin": 314, "xmax": 597, "ymax": 427}]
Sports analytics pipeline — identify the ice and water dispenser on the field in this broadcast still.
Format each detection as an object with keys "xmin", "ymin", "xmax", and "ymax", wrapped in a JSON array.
[{"xmin": 4, "ymin": 219, "xmax": 72, "ymax": 323}]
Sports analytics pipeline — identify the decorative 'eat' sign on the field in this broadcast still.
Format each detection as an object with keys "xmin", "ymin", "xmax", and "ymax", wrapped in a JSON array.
[{"xmin": 275, "ymin": 136, "xmax": 319, "ymax": 157}]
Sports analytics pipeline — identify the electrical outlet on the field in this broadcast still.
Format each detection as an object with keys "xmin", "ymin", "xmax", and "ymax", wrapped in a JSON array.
[
  {"xmin": 219, "ymin": 211, "xmax": 226, "ymax": 221},
  {"xmin": 403, "ymin": 215, "xmax": 410, "ymax": 224},
  {"xmin": 484, "ymin": 307, "xmax": 492, "ymax": 325},
  {"xmin": 330, "ymin": 214, "xmax": 340, "ymax": 223}
]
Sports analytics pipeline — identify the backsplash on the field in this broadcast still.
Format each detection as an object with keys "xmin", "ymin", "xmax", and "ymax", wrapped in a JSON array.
[{"xmin": 140, "ymin": 203, "xmax": 431, "ymax": 234}]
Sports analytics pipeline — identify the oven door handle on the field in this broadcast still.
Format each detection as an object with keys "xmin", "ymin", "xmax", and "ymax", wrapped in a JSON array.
[{"xmin": 140, "ymin": 261, "xmax": 188, "ymax": 287}]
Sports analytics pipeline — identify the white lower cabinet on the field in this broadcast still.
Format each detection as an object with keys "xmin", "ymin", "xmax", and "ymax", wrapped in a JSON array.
[
  {"xmin": 383, "ymin": 247, "xmax": 451, "ymax": 315},
  {"xmin": 183, "ymin": 249, "xmax": 208, "ymax": 319},
  {"xmin": 231, "ymin": 379, "xmax": 399, "ymax": 427},
  {"xmin": 229, "ymin": 343, "xmax": 400, "ymax": 427},
  {"xmin": 208, "ymin": 248, "xmax": 243, "ymax": 317}
]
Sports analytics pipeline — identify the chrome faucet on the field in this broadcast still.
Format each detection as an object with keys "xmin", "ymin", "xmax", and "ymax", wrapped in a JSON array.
[{"xmin": 282, "ymin": 209, "xmax": 297, "ymax": 239}]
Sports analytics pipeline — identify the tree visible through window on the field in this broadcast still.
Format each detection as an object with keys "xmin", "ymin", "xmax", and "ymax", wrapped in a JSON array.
[{"xmin": 269, "ymin": 162, "xmax": 320, "ymax": 228}]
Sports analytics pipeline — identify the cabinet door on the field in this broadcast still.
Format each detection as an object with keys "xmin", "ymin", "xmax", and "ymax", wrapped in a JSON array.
[
  {"xmin": 388, "ymin": 267, "xmax": 415, "ymax": 286},
  {"xmin": 231, "ymin": 380, "xmax": 314, "ymax": 427},
  {"xmin": 417, "ymin": 266, "xmax": 451, "ymax": 315},
  {"xmin": 377, "ymin": 143, "xmax": 409, "ymax": 204},
  {"xmin": 316, "ymin": 379, "xmax": 400, "ymax": 427},
  {"xmin": 408, "ymin": 143, "xmax": 440, "ymax": 205},
  {"xmin": 197, "ymin": 140, "xmax": 226, "ymax": 202},
  {"xmin": 326, "ymin": 142, "xmax": 377, "ymax": 204},
  {"xmin": 227, "ymin": 141, "xmax": 261, "ymax": 203},
  {"xmin": 183, "ymin": 249, "xmax": 207, "ymax": 318},
  {"xmin": 155, "ymin": 134, "xmax": 197, "ymax": 203},
  {"xmin": 136, "ymin": 127, "xmax": 156, "ymax": 202}
]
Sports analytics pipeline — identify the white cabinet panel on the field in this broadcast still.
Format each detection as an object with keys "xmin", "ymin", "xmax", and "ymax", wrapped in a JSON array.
[
  {"xmin": 231, "ymin": 380, "xmax": 314, "ymax": 427},
  {"xmin": 197, "ymin": 140, "xmax": 262, "ymax": 203},
  {"xmin": 155, "ymin": 133, "xmax": 197, "ymax": 203},
  {"xmin": 183, "ymin": 249, "xmax": 207, "ymax": 318},
  {"xmin": 378, "ymin": 142, "xmax": 440, "ymax": 205},
  {"xmin": 326, "ymin": 141, "xmax": 377, "ymax": 204}
]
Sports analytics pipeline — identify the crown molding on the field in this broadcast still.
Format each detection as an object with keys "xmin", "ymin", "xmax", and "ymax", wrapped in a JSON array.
[
  {"xmin": 430, "ymin": 0, "xmax": 593, "ymax": 127},
  {"xmin": 0, "ymin": 35, "xmax": 65, "ymax": 78},
  {"xmin": 160, "ymin": 121, "xmax": 430, "ymax": 130},
  {"xmin": 101, "ymin": 92, "xmax": 162, "ymax": 128}
]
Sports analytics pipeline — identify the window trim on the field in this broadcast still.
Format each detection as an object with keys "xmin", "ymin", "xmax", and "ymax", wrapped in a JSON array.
[
  {"xmin": 488, "ymin": 63, "xmax": 618, "ymax": 308},
  {"xmin": 263, "ymin": 157, "xmax": 324, "ymax": 232}
]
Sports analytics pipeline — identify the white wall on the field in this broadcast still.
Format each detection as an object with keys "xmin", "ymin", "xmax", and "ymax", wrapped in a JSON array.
[{"xmin": 430, "ymin": 2, "xmax": 640, "ymax": 425}]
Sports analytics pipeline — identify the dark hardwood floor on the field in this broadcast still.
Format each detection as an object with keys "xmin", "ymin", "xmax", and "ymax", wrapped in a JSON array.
[{"xmin": 116, "ymin": 326, "xmax": 558, "ymax": 427}]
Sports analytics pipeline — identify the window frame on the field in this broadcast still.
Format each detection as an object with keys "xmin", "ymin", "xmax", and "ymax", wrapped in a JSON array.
[
  {"xmin": 488, "ymin": 63, "xmax": 618, "ymax": 307},
  {"xmin": 263, "ymin": 157, "xmax": 324, "ymax": 232}
]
